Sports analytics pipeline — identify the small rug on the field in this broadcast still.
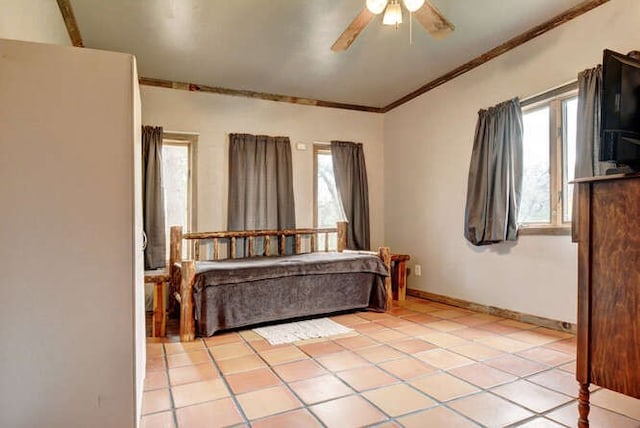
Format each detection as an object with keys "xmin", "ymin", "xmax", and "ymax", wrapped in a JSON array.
[{"xmin": 253, "ymin": 318, "xmax": 353, "ymax": 345}]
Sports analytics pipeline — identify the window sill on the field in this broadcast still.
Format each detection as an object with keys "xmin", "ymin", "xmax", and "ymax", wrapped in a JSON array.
[{"xmin": 518, "ymin": 225, "xmax": 571, "ymax": 236}]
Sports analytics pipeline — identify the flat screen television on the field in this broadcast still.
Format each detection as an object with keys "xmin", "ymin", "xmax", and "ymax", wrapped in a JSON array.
[{"xmin": 600, "ymin": 49, "xmax": 640, "ymax": 172}]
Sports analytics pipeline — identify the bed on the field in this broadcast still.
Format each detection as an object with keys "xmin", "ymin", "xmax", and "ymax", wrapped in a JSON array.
[{"xmin": 168, "ymin": 222, "xmax": 392, "ymax": 341}]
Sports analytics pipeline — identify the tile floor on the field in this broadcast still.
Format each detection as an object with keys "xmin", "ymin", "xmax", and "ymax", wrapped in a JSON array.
[{"xmin": 142, "ymin": 297, "xmax": 640, "ymax": 427}]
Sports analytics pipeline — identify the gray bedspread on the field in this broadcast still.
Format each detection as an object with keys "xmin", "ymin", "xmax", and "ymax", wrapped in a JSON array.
[{"xmin": 192, "ymin": 252, "xmax": 388, "ymax": 336}]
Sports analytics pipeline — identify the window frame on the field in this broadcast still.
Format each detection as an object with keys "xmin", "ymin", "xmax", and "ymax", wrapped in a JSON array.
[
  {"xmin": 162, "ymin": 132, "xmax": 198, "ymax": 235},
  {"xmin": 518, "ymin": 83, "xmax": 578, "ymax": 236},
  {"xmin": 313, "ymin": 143, "xmax": 331, "ymax": 228}
]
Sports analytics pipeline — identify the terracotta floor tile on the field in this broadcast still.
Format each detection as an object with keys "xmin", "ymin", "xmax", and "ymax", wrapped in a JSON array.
[
  {"xmin": 424, "ymin": 320, "xmax": 466, "ymax": 332},
  {"xmin": 390, "ymin": 338, "xmax": 436, "ymax": 354},
  {"xmin": 449, "ymin": 343, "xmax": 504, "ymax": 361},
  {"xmin": 476, "ymin": 322, "xmax": 524, "ymax": 335},
  {"xmin": 547, "ymin": 401, "xmax": 640, "ymax": 428},
  {"xmin": 477, "ymin": 335, "xmax": 534, "ymax": 353},
  {"xmin": 353, "ymin": 322, "xmax": 386, "ymax": 334},
  {"xmin": 166, "ymin": 350, "xmax": 211, "ymax": 369},
  {"xmin": 175, "ymin": 397, "xmax": 243, "ymax": 428},
  {"xmin": 330, "ymin": 313, "xmax": 369, "ymax": 327},
  {"xmin": 203, "ymin": 332, "xmax": 242, "ymax": 347},
  {"xmin": 373, "ymin": 422, "xmax": 403, "ymax": 428},
  {"xmin": 420, "ymin": 331, "xmax": 469, "ymax": 348},
  {"xmin": 590, "ymin": 388, "xmax": 640, "ymax": 420},
  {"xmin": 517, "ymin": 347, "xmax": 574, "ymax": 366},
  {"xmin": 358, "ymin": 311, "xmax": 393, "ymax": 321},
  {"xmin": 309, "ymin": 395, "xmax": 386, "ymax": 428},
  {"xmin": 393, "ymin": 324, "xmax": 439, "ymax": 337},
  {"xmin": 532, "ymin": 327, "xmax": 574, "ymax": 339},
  {"xmin": 410, "ymin": 372, "xmax": 479, "ymax": 401},
  {"xmin": 208, "ymin": 341, "xmax": 254, "ymax": 361},
  {"xmin": 497, "ymin": 319, "xmax": 537, "ymax": 330},
  {"xmin": 316, "ymin": 351, "xmax": 369, "ymax": 372},
  {"xmin": 259, "ymin": 346, "xmax": 308, "ymax": 365},
  {"xmin": 526, "ymin": 368, "xmax": 582, "ymax": 397},
  {"xmin": 467, "ymin": 313, "xmax": 503, "ymax": 322},
  {"xmin": 146, "ymin": 343, "xmax": 165, "ymax": 359},
  {"xmin": 516, "ymin": 417, "xmax": 565, "ymax": 427},
  {"xmin": 225, "ymin": 367, "xmax": 281, "ymax": 394},
  {"xmin": 430, "ymin": 309, "xmax": 471, "ymax": 319},
  {"xmin": 171, "ymin": 378, "xmax": 229, "ymax": 408},
  {"xmin": 140, "ymin": 411, "xmax": 175, "ymax": 428},
  {"xmin": 145, "ymin": 370, "xmax": 169, "ymax": 391},
  {"xmin": 355, "ymin": 344, "xmax": 405, "ymax": 364},
  {"xmin": 298, "ymin": 340, "xmax": 345, "ymax": 357},
  {"xmin": 147, "ymin": 356, "xmax": 167, "ymax": 372},
  {"xmin": 251, "ymin": 408, "xmax": 322, "ymax": 428},
  {"xmin": 401, "ymin": 313, "xmax": 441, "ymax": 324},
  {"xmin": 249, "ymin": 338, "xmax": 294, "ymax": 352},
  {"xmin": 414, "ymin": 348, "xmax": 474, "ymax": 370},
  {"xmin": 449, "ymin": 392, "xmax": 534, "ymax": 427},
  {"xmin": 543, "ymin": 338, "xmax": 577, "ymax": 356},
  {"xmin": 271, "ymin": 359, "xmax": 328, "ymax": 382},
  {"xmin": 289, "ymin": 374, "xmax": 354, "ymax": 404},
  {"xmin": 491, "ymin": 379, "xmax": 573, "ymax": 412},
  {"xmin": 557, "ymin": 361, "xmax": 576, "ymax": 374},
  {"xmin": 454, "ymin": 315, "xmax": 498, "ymax": 327},
  {"xmin": 449, "ymin": 362, "xmax": 517, "ymax": 388},
  {"xmin": 164, "ymin": 340, "xmax": 206, "ymax": 355},
  {"xmin": 366, "ymin": 328, "xmax": 409, "ymax": 343},
  {"xmin": 379, "ymin": 356, "xmax": 437, "ymax": 380},
  {"xmin": 236, "ymin": 385, "xmax": 302, "ymax": 420},
  {"xmin": 142, "ymin": 389, "xmax": 172, "ymax": 415},
  {"xmin": 363, "ymin": 383, "xmax": 436, "ymax": 417},
  {"xmin": 485, "ymin": 354, "xmax": 549, "ymax": 377},
  {"xmin": 336, "ymin": 365, "xmax": 398, "ymax": 391},
  {"xmin": 451, "ymin": 327, "xmax": 497, "ymax": 341},
  {"xmin": 217, "ymin": 354, "xmax": 267, "ymax": 375},
  {"xmin": 374, "ymin": 318, "xmax": 416, "ymax": 329},
  {"xmin": 507, "ymin": 330, "xmax": 560, "ymax": 346},
  {"xmin": 168, "ymin": 363, "xmax": 218, "ymax": 386},
  {"xmin": 239, "ymin": 330, "xmax": 262, "ymax": 341},
  {"xmin": 333, "ymin": 335, "xmax": 377, "ymax": 350},
  {"xmin": 397, "ymin": 406, "xmax": 479, "ymax": 428}
]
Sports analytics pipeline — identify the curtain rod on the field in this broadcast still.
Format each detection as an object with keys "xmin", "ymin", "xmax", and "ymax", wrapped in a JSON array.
[{"xmin": 520, "ymin": 80, "xmax": 578, "ymax": 107}]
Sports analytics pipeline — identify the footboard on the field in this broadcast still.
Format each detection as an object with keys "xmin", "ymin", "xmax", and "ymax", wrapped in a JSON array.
[{"xmin": 169, "ymin": 222, "xmax": 392, "ymax": 342}]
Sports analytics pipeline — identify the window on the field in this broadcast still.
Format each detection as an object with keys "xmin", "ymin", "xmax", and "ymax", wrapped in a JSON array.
[
  {"xmin": 162, "ymin": 132, "xmax": 197, "ymax": 257},
  {"xmin": 519, "ymin": 85, "xmax": 578, "ymax": 233},
  {"xmin": 313, "ymin": 144, "xmax": 343, "ymax": 249}
]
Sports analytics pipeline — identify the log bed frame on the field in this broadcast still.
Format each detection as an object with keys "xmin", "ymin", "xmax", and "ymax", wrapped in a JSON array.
[{"xmin": 168, "ymin": 221, "xmax": 392, "ymax": 341}]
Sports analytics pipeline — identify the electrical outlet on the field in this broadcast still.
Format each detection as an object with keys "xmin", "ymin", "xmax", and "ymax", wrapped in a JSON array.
[{"xmin": 414, "ymin": 264, "xmax": 422, "ymax": 276}]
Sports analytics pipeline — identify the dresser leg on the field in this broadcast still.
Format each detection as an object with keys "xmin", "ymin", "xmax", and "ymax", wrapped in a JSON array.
[{"xmin": 578, "ymin": 383, "xmax": 590, "ymax": 428}]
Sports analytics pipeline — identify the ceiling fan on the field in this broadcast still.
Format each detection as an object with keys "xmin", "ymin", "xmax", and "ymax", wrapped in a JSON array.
[{"xmin": 331, "ymin": 0, "xmax": 455, "ymax": 51}]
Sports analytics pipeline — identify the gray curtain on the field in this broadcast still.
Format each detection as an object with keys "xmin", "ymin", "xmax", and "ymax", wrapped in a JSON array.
[
  {"xmin": 142, "ymin": 125, "xmax": 166, "ymax": 269},
  {"xmin": 227, "ymin": 133, "xmax": 296, "ymax": 255},
  {"xmin": 331, "ymin": 141, "xmax": 370, "ymax": 250},
  {"xmin": 571, "ymin": 66, "xmax": 613, "ymax": 241},
  {"xmin": 464, "ymin": 98, "xmax": 523, "ymax": 246}
]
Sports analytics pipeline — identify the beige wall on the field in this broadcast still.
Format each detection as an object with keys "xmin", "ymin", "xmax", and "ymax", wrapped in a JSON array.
[
  {"xmin": 141, "ymin": 86, "xmax": 386, "ymax": 248},
  {"xmin": 0, "ymin": 39, "xmax": 142, "ymax": 428},
  {"xmin": 0, "ymin": 0, "xmax": 70, "ymax": 45},
  {"xmin": 383, "ymin": 0, "xmax": 640, "ymax": 323}
]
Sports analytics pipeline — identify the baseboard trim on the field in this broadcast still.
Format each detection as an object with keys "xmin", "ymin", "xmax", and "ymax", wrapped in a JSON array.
[{"xmin": 407, "ymin": 289, "xmax": 576, "ymax": 334}]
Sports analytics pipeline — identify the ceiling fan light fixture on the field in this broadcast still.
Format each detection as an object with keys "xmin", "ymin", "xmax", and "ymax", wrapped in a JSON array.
[
  {"xmin": 402, "ymin": 0, "xmax": 425, "ymax": 12},
  {"xmin": 382, "ymin": 1, "xmax": 403, "ymax": 26},
  {"xmin": 366, "ymin": 0, "xmax": 388, "ymax": 15}
]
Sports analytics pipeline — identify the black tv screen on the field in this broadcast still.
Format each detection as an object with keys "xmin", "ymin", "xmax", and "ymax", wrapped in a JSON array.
[{"xmin": 600, "ymin": 49, "xmax": 640, "ymax": 168}]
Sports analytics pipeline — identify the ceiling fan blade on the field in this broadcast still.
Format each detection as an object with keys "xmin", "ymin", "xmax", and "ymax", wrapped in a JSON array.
[
  {"xmin": 331, "ymin": 8, "xmax": 376, "ymax": 52},
  {"xmin": 414, "ymin": 0, "xmax": 455, "ymax": 39}
]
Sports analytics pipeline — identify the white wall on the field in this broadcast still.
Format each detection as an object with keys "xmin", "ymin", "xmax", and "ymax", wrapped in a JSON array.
[
  {"xmin": 0, "ymin": 39, "xmax": 142, "ymax": 428},
  {"xmin": 141, "ymin": 87, "xmax": 386, "ymax": 248},
  {"xmin": 0, "ymin": 0, "xmax": 70, "ymax": 45},
  {"xmin": 383, "ymin": 0, "xmax": 640, "ymax": 324}
]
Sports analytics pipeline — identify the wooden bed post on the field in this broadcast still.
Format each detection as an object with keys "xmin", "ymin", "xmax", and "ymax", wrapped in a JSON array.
[
  {"xmin": 337, "ymin": 221, "xmax": 347, "ymax": 252},
  {"xmin": 168, "ymin": 226, "xmax": 183, "ymax": 318},
  {"xmin": 378, "ymin": 247, "xmax": 392, "ymax": 310},
  {"xmin": 180, "ymin": 260, "xmax": 196, "ymax": 342}
]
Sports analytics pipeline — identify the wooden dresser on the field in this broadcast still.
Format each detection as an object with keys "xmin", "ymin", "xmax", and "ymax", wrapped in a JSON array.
[{"xmin": 574, "ymin": 173, "xmax": 640, "ymax": 427}]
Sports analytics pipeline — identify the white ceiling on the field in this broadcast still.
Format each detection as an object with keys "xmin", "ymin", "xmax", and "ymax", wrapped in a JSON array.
[{"xmin": 70, "ymin": 0, "xmax": 590, "ymax": 108}]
